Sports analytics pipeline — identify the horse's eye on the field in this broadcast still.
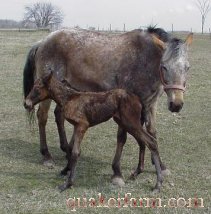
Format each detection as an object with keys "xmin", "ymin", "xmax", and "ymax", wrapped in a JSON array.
[
  {"xmin": 186, "ymin": 66, "xmax": 190, "ymax": 71},
  {"xmin": 161, "ymin": 65, "xmax": 168, "ymax": 71}
]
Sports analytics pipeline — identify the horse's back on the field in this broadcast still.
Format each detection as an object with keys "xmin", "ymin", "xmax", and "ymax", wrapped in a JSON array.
[
  {"xmin": 35, "ymin": 29, "xmax": 132, "ymax": 90},
  {"xmin": 35, "ymin": 28, "xmax": 162, "ymax": 96}
]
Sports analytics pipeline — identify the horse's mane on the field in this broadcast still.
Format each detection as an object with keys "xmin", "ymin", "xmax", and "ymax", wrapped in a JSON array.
[
  {"xmin": 147, "ymin": 26, "xmax": 184, "ymax": 61},
  {"xmin": 146, "ymin": 26, "xmax": 171, "ymax": 42}
]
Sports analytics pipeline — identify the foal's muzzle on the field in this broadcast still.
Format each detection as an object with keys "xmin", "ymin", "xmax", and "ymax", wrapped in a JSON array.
[{"xmin": 24, "ymin": 99, "xmax": 33, "ymax": 111}]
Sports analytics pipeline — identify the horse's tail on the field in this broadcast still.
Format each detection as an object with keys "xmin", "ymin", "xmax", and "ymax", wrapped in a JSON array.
[
  {"xmin": 23, "ymin": 43, "xmax": 39, "ymax": 125},
  {"xmin": 23, "ymin": 43, "xmax": 39, "ymax": 98}
]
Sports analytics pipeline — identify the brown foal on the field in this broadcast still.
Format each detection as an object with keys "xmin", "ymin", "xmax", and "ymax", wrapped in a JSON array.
[{"xmin": 24, "ymin": 72, "xmax": 163, "ymax": 192}]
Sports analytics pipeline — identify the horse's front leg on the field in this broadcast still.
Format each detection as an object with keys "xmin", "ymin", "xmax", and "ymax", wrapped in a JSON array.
[
  {"xmin": 59, "ymin": 123, "xmax": 88, "ymax": 191},
  {"xmin": 54, "ymin": 105, "xmax": 69, "ymax": 154},
  {"xmin": 111, "ymin": 126, "xmax": 127, "ymax": 187},
  {"xmin": 37, "ymin": 100, "xmax": 54, "ymax": 167}
]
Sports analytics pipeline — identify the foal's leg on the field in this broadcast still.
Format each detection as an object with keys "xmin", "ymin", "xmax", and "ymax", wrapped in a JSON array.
[
  {"xmin": 130, "ymin": 142, "xmax": 146, "ymax": 179},
  {"xmin": 54, "ymin": 105, "xmax": 69, "ymax": 154},
  {"xmin": 111, "ymin": 126, "xmax": 127, "ymax": 187},
  {"xmin": 37, "ymin": 100, "xmax": 54, "ymax": 167},
  {"xmin": 119, "ymin": 104, "xmax": 163, "ymax": 192},
  {"xmin": 60, "ymin": 127, "xmax": 76, "ymax": 176},
  {"xmin": 130, "ymin": 116, "xmax": 146, "ymax": 179},
  {"xmin": 59, "ymin": 123, "xmax": 88, "ymax": 191},
  {"xmin": 128, "ymin": 126, "xmax": 163, "ymax": 192},
  {"xmin": 145, "ymin": 104, "xmax": 169, "ymax": 175}
]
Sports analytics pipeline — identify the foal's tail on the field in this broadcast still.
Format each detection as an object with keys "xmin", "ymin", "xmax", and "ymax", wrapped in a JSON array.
[{"xmin": 23, "ymin": 43, "xmax": 39, "ymax": 125}]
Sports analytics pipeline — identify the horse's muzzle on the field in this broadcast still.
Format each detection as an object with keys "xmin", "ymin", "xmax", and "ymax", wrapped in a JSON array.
[{"xmin": 168, "ymin": 101, "xmax": 183, "ymax": 112}]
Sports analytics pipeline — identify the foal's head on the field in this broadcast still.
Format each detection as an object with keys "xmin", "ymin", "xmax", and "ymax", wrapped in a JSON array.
[
  {"xmin": 24, "ymin": 72, "xmax": 53, "ymax": 111},
  {"xmin": 160, "ymin": 33, "xmax": 193, "ymax": 112}
]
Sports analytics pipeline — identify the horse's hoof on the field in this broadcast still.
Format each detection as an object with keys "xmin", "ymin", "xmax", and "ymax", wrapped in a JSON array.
[
  {"xmin": 111, "ymin": 176, "xmax": 125, "ymax": 187},
  {"xmin": 161, "ymin": 169, "xmax": 171, "ymax": 176},
  {"xmin": 58, "ymin": 183, "xmax": 72, "ymax": 192},
  {"xmin": 43, "ymin": 159, "xmax": 55, "ymax": 168}
]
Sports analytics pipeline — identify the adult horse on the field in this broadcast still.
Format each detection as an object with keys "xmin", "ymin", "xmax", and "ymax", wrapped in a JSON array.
[{"xmin": 23, "ymin": 27, "xmax": 193, "ymax": 186}]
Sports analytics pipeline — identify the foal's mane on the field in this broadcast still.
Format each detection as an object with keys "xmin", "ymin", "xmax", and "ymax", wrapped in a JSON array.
[{"xmin": 61, "ymin": 79, "xmax": 82, "ymax": 93}]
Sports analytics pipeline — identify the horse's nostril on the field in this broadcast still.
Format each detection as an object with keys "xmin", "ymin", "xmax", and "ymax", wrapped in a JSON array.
[
  {"xmin": 169, "ymin": 102, "xmax": 174, "ymax": 109},
  {"xmin": 169, "ymin": 102, "xmax": 183, "ymax": 113},
  {"xmin": 24, "ymin": 102, "xmax": 28, "ymax": 109},
  {"xmin": 24, "ymin": 103, "xmax": 30, "ymax": 110}
]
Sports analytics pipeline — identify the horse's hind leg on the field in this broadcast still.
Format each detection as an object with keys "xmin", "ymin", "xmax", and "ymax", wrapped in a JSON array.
[
  {"xmin": 54, "ymin": 105, "xmax": 69, "ymax": 154},
  {"xmin": 37, "ymin": 99, "xmax": 54, "ymax": 167},
  {"xmin": 111, "ymin": 126, "xmax": 127, "ymax": 187}
]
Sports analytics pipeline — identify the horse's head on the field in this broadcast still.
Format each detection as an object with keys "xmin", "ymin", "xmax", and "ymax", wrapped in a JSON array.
[
  {"xmin": 24, "ymin": 72, "xmax": 53, "ymax": 111},
  {"xmin": 160, "ymin": 33, "xmax": 193, "ymax": 112}
]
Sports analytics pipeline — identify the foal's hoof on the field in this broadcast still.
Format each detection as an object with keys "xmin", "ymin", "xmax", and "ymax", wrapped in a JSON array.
[
  {"xmin": 60, "ymin": 166, "xmax": 70, "ymax": 177},
  {"xmin": 130, "ymin": 168, "xmax": 143, "ymax": 180},
  {"xmin": 58, "ymin": 171, "xmax": 69, "ymax": 178},
  {"xmin": 152, "ymin": 182, "xmax": 162, "ymax": 194},
  {"xmin": 161, "ymin": 169, "xmax": 171, "ymax": 176},
  {"xmin": 43, "ymin": 159, "xmax": 55, "ymax": 168},
  {"xmin": 58, "ymin": 182, "xmax": 72, "ymax": 192},
  {"xmin": 111, "ymin": 176, "xmax": 125, "ymax": 187},
  {"xmin": 60, "ymin": 169, "xmax": 68, "ymax": 176},
  {"xmin": 152, "ymin": 188, "xmax": 160, "ymax": 194}
]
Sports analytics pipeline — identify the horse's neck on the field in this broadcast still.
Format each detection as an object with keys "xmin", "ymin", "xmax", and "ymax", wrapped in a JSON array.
[{"xmin": 137, "ymin": 67, "xmax": 163, "ymax": 110}]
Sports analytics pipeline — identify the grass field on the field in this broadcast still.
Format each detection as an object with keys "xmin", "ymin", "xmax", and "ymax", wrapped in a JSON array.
[{"xmin": 0, "ymin": 30, "xmax": 210, "ymax": 214}]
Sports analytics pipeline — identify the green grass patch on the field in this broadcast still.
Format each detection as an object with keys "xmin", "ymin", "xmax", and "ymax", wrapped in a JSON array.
[{"xmin": 0, "ymin": 31, "xmax": 210, "ymax": 213}]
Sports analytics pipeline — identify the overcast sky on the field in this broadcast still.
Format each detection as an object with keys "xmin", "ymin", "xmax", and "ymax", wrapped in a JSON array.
[{"xmin": 0, "ymin": 0, "xmax": 211, "ymax": 32}]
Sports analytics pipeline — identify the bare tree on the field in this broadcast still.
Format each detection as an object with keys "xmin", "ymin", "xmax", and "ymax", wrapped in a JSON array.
[
  {"xmin": 23, "ymin": 2, "xmax": 64, "ymax": 29},
  {"xmin": 196, "ymin": 0, "xmax": 211, "ymax": 34}
]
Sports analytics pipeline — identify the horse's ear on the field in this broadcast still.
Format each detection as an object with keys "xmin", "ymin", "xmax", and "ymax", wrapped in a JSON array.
[
  {"xmin": 152, "ymin": 35, "xmax": 166, "ymax": 50},
  {"xmin": 42, "ymin": 71, "xmax": 53, "ymax": 85},
  {"xmin": 185, "ymin": 33, "xmax": 193, "ymax": 46}
]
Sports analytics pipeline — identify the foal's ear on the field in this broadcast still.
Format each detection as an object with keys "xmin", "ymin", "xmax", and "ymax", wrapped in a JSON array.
[
  {"xmin": 152, "ymin": 35, "xmax": 166, "ymax": 50},
  {"xmin": 185, "ymin": 33, "xmax": 193, "ymax": 46},
  {"xmin": 42, "ymin": 71, "xmax": 53, "ymax": 85}
]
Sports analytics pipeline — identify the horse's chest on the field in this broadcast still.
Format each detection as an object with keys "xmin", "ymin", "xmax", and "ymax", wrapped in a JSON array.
[{"xmin": 141, "ymin": 86, "xmax": 163, "ymax": 110}]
